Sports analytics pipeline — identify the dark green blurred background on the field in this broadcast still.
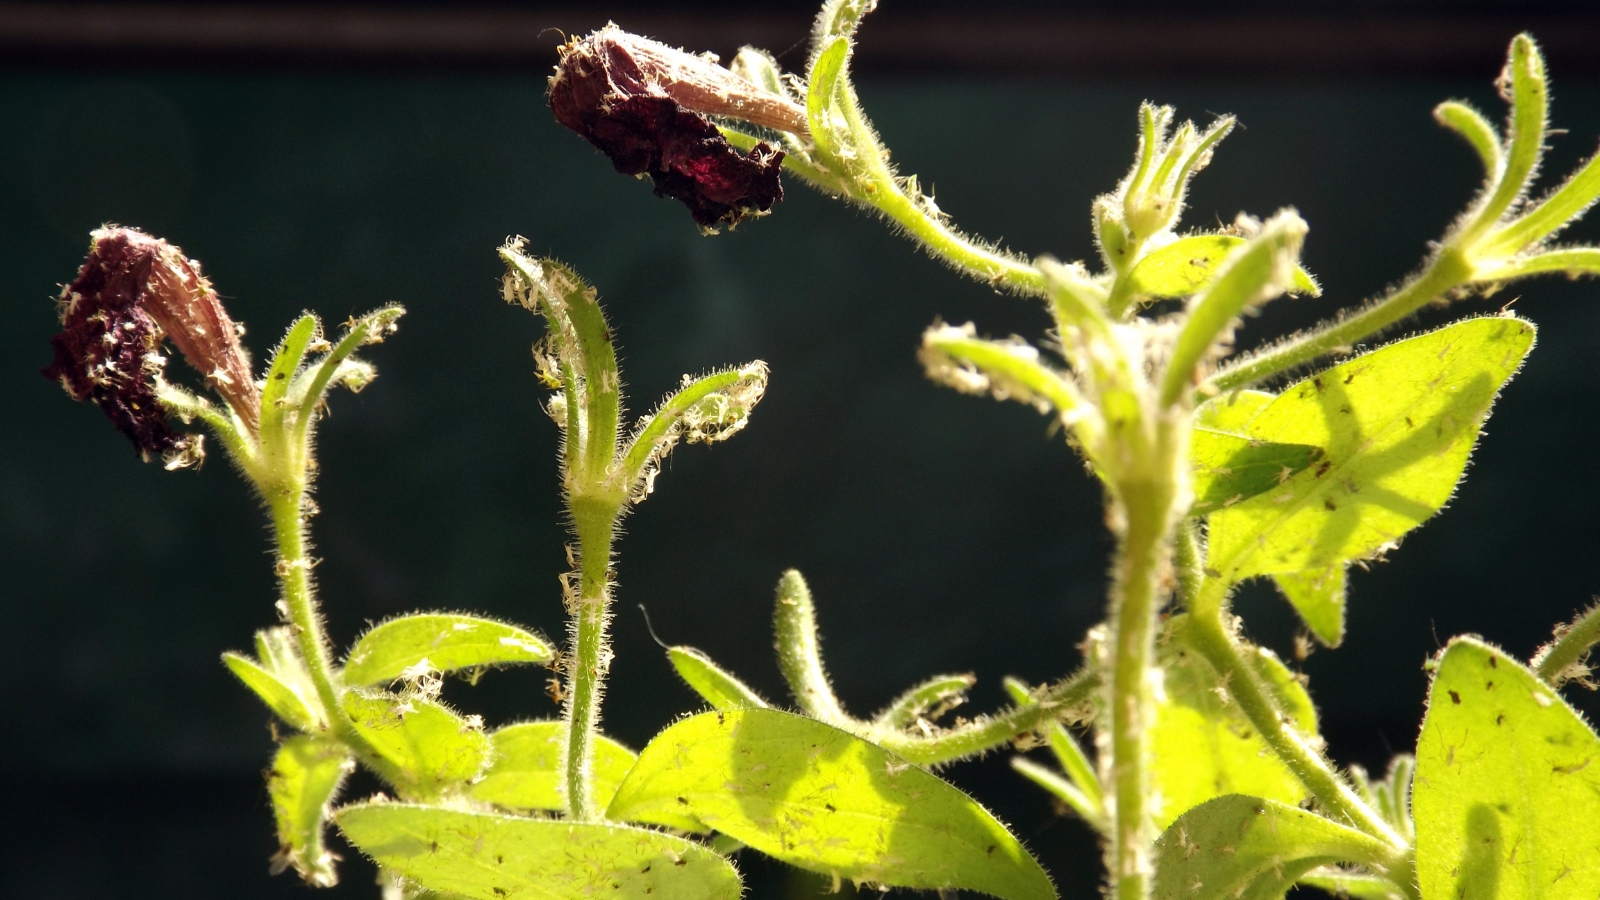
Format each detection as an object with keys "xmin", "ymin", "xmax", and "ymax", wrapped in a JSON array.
[{"xmin": 4, "ymin": 3, "xmax": 1600, "ymax": 897}]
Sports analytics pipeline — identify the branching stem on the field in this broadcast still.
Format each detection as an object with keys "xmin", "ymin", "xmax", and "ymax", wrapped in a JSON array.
[{"xmin": 1535, "ymin": 603, "xmax": 1600, "ymax": 687}]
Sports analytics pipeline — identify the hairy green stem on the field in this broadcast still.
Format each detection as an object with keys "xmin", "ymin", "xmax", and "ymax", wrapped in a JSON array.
[
  {"xmin": 1207, "ymin": 249, "xmax": 1473, "ymax": 392},
  {"xmin": 872, "ymin": 668, "xmax": 1099, "ymax": 765},
  {"xmin": 1535, "ymin": 603, "xmax": 1600, "ymax": 687},
  {"xmin": 562, "ymin": 500, "xmax": 620, "ymax": 821}
]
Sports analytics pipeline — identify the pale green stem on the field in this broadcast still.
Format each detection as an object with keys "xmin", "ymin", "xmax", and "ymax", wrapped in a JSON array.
[
  {"xmin": 872, "ymin": 668, "xmax": 1099, "ymax": 765},
  {"xmin": 1207, "ymin": 249, "xmax": 1474, "ymax": 392},
  {"xmin": 1535, "ymin": 603, "xmax": 1600, "ymax": 687},
  {"xmin": 562, "ymin": 498, "xmax": 620, "ymax": 822},
  {"xmin": 1187, "ymin": 580, "xmax": 1406, "ymax": 852}
]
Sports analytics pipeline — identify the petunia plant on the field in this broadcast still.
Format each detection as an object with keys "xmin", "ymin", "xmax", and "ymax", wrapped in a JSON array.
[{"xmin": 44, "ymin": 2, "xmax": 1600, "ymax": 899}]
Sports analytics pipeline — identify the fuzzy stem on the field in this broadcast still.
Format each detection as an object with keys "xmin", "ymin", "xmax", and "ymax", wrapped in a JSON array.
[
  {"xmin": 1535, "ymin": 603, "xmax": 1600, "ymax": 687},
  {"xmin": 1187, "ymin": 579, "xmax": 1405, "ymax": 852},
  {"xmin": 561, "ymin": 498, "xmax": 620, "ymax": 822},
  {"xmin": 871, "ymin": 668, "xmax": 1099, "ymax": 765},
  {"xmin": 1206, "ymin": 248, "xmax": 1474, "ymax": 392}
]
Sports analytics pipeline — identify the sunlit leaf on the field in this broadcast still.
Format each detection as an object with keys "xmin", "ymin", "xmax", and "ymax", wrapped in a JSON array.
[
  {"xmin": 1413, "ymin": 638, "xmax": 1600, "ymax": 900},
  {"xmin": 342, "ymin": 690, "xmax": 489, "ymax": 795},
  {"xmin": 468, "ymin": 721, "xmax": 705, "ymax": 832},
  {"xmin": 667, "ymin": 647, "xmax": 769, "ymax": 711},
  {"xmin": 337, "ymin": 803, "xmax": 741, "ymax": 900},
  {"xmin": 1151, "ymin": 617, "xmax": 1311, "ymax": 829},
  {"xmin": 224, "ymin": 652, "xmax": 320, "ymax": 732},
  {"xmin": 1124, "ymin": 234, "xmax": 1319, "ymax": 304},
  {"xmin": 268, "ymin": 736, "xmax": 353, "ymax": 886},
  {"xmin": 1190, "ymin": 428, "xmax": 1321, "ymax": 514},
  {"xmin": 343, "ymin": 613, "xmax": 553, "ymax": 687},
  {"xmin": 1207, "ymin": 316, "xmax": 1534, "ymax": 581},
  {"xmin": 1272, "ymin": 566, "xmax": 1347, "ymax": 647},
  {"xmin": 608, "ymin": 708, "xmax": 1055, "ymax": 900},
  {"xmin": 1153, "ymin": 796, "xmax": 1392, "ymax": 900},
  {"xmin": 1195, "ymin": 389, "xmax": 1274, "ymax": 433}
]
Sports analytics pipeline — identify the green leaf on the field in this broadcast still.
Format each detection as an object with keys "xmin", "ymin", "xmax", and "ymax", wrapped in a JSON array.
[
  {"xmin": 667, "ymin": 647, "xmax": 770, "ymax": 711},
  {"xmin": 224, "ymin": 652, "xmax": 320, "ymax": 732},
  {"xmin": 1153, "ymin": 796, "xmax": 1393, "ymax": 900},
  {"xmin": 268, "ymin": 736, "xmax": 353, "ymax": 886},
  {"xmin": 1272, "ymin": 566, "xmax": 1347, "ymax": 647},
  {"xmin": 1150, "ymin": 617, "xmax": 1311, "ymax": 829},
  {"xmin": 343, "ymin": 613, "xmax": 553, "ymax": 687},
  {"xmin": 342, "ymin": 690, "xmax": 490, "ymax": 795},
  {"xmin": 337, "ymin": 803, "xmax": 741, "ymax": 900},
  {"xmin": 260, "ymin": 314, "xmax": 318, "ymax": 436},
  {"xmin": 1195, "ymin": 389, "xmax": 1274, "ymax": 433},
  {"xmin": 1207, "ymin": 316, "xmax": 1535, "ymax": 581},
  {"xmin": 1124, "ymin": 235, "xmax": 1319, "ymax": 304},
  {"xmin": 1296, "ymin": 869, "xmax": 1406, "ymax": 900},
  {"xmin": 223, "ymin": 626, "xmax": 325, "ymax": 731},
  {"xmin": 467, "ymin": 721, "xmax": 706, "ymax": 833},
  {"xmin": 608, "ymin": 708, "xmax": 1055, "ymax": 900},
  {"xmin": 1190, "ymin": 428, "xmax": 1321, "ymax": 514},
  {"xmin": 1413, "ymin": 638, "xmax": 1600, "ymax": 900}
]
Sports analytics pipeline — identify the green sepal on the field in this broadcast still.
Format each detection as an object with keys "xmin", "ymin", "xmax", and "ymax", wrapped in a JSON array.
[
  {"xmin": 1150, "ymin": 616, "xmax": 1313, "ymax": 829},
  {"xmin": 1272, "ymin": 566, "xmax": 1347, "ymax": 647},
  {"xmin": 1190, "ymin": 428, "xmax": 1322, "ymax": 515},
  {"xmin": 608, "ymin": 708, "xmax": 1056, "ymax": 900},
  {"xmin": 336, "ymin": 804, "xmax": 741, "ymax": 900},
  {"xmin": 223, "ymin": 626, "xmax": 325, "ymax": 731},
  {"xmin": 1207, "ymin": 316, "xmax": 1535, "ymax": 582},
  {"xmin": 1153, "ymin": 796, "xmax": 1394, "ymax": 900},
  {"xmin": 467, "ymin": 721, "xmax": 707, "ymax": 833},
  {"xmin": 667, "ymin": 647, "xmax": 770, "ymax": 711},
  {"xmin": 342, "ymin": 690, "xmax": 490, "ymax": 796},
  {"xmin": 268, "ymin": 735, "xmax": 353, "ymax": 887},
  {"xmin": 1119, "ymin": 234, "xmax": 1319, "ymax": 309},
  {"xmin": 259, "ymin": 314, "xmax": 318, "ymax": 438},
  {"xmin": 1413, "ymin": 638, "xmax": 1600, "ymax": 900},
  {"xmin": 342, "ymin": 613, "xmax": 553, "ymax": 687}
]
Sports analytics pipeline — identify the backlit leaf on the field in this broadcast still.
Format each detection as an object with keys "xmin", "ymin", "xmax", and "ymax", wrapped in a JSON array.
[
  {"xmin": 337, "ymin": 803, "xmax": 740, "ymax": 900},
  {"xmin": 224, "ymin": 652, "xmax": 319, "ymax": 732},
  {"xmin": 1195, "ymin": 389, "xmax": 1274, "ymax": 433},
  {"xmin": 1151, "ymin": 617, "xmax": 1311, "ymax": 829},
  {"xmin": 1125, "ymin": 234, "xmax": 1319, "ymax": 303},
  {"xmin": 1190, "ymin": 428, "xmax": 1321, "ymax": 514},
  {"xmin": 468, "ymin": 721, "xmax": 705, "ymax": 832},
  {"xmin": 607, "ymin": 708, "xmax": 1055, "ymax": 900},
  {"xmin": 1207, "ymin": 316, "xmax": 1534, "ymax": 581},
  {"xmin": 1153, "ymin": 796, "xmax": 1392, "ymax": 900},
  {"xmin": 667, "ymin": 646, "xmax": 770, "ymax": 711},
  {"xmin": 1413, "ymin": 638, "xmax": 1600, "ymax": 900},
  {"xmin": 342, "ymin": 690, "xmax": 489, "ymax": 795},
  {"xmin": 343, "ymin": 613, "xmax": 552, "ymax": 687},
  {"xmin": 268, "ymin": 736, "xmax": 353, "ymax": 886},
  {"xmin": 1273, "ymin": 566, "xmax": 1347, "ymax": 646}
]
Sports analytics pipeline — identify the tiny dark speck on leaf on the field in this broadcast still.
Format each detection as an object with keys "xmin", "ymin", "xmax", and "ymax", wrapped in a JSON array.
[
  {"xmin": 987, "ymin": 845, "xmax": 996, "ymax": 855},
  {"xmin": 1449, "ymin": 689, "xmax": 1461, "ymax": 704}
]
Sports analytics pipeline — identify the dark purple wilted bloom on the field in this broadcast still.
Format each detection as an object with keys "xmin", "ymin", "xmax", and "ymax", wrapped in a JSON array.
[
  {"xmin": 43, "ymin": 227, "xmax": 259, "ymax": 464},
  {"xmin": 549, "ymin": 26, "xmax": 807, "ymax": 229}
]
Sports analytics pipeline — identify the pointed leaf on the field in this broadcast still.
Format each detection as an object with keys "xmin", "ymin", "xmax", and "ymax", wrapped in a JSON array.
[
  {"xmin": 1151, "ymin": 617, "xmax": 1311, "ymax": 829},
  {"xmin": 224, "ymin": 652, "xmax": 320, "ymax": 732},
  {"xmin": 1413, "ymin": 638, "xmax": 1600, "ymax": 900},
  {"xmin": 1125, "ymin": 234, "xmax": 1319, "ymax": 303},
  {"xmin": 342, "ymin": 691, "xmax": 489, "ymax": 795},
  {"xmin": 608, "ymin": 708, "xmax": 1055, "ymax": 900},
  {"xmin": 467, "ymin": 721, "xmax": 706, "ymax": 833},
  {"xmin": 1207, "ymin": 316, "xmax": 1534, "ymax": 581},
  {"xmin": 1153, "ymin": 796, "xmax": 1393, "ymax": 900},
  {"xmin": 268, "ymin": 736, "xmax": 353, "ymax": 886},
  {"xmin": 1273, "ymin": 566, "xmax": 1347, "ymax": 647},
  {"xmin": 343, "ymin": 613, "xmax": 553, "ymax": 687},
  {"xmin": 337, "ymin": 803, "xmax": 741, "ymax": 900},
  {"xmin": 668, "ymin": 647, "xmax": 770, "ymax": 711},
  {"xmin": 1190, "ymin": 428, "xmax": 1321, "ymax": 515}
]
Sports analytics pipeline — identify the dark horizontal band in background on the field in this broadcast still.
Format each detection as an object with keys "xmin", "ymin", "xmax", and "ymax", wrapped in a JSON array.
[{"xmin": 2, "ymin": 3, "xmax": 1598, "ymax": 76}]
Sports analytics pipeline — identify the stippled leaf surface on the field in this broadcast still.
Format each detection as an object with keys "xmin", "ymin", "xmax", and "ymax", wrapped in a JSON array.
[
  {"xmin": 268, "ymin": 736, "xmax": 353, "ymax": 886},
  {"xmin": 1413, "ymin": 639, "xmax": 1600, "ymax": 900},
  {"xmin": 343, "ymin": 614, "xmax": 552, "ymax": 687},
  {"xmin": 1272, "ymin": 566, "xmax": 1347, "ymax": 646},
  {"xmin": 342, "ymin": 691, "xmax": 489, "ymax": 794},
  {"xmin": 336, "ymin": 804, "xmax": 740, "ymax": 900},
  {"xmin": 1208, "ymin": 316, "xmax": 1533, "ymax": 581},
  {"xmin": 607, "ymin": 708, "xmax": 1055, "ymax": 900},
  {"xmin": 1151, "ymin": 617, "xmax": 1313, "ymax": 828},
  {"xmin": 1125, "ymin": 235, "xmax": 1319, "ymax": 302},
  {"xmin": 1153, "ymin": 796, "xmax": 1392, "ymax": 900},
  {"xmin": 468, "ymin": 722, "xmax": 705, "ymax": 832},
  {"xmin": 1190, "ymin": 428, "xmax": 1321, "ymax": 514}
]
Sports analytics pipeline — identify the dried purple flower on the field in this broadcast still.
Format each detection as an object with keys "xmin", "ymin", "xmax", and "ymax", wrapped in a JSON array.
[
  {"xmin": 549, "ymin": 27, "xmax": 807, "ymax": 229},
  {"xmin": 43, "ymin": 227, "xmax": 260, "ymax": 464}
]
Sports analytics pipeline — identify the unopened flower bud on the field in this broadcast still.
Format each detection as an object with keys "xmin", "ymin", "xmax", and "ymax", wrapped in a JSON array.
[
  {"xmin": 43, "ymin": 227, "xmax": 260, "ymax": 463},
  {"xmin": 549, "ymin": 26, "xmax": 806, "ymax": 229}
]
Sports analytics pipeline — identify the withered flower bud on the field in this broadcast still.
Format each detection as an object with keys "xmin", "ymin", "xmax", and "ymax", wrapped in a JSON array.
[
  {"xmin": 549, "ymin": 26, "xmax": 807, "ymax": 229},
  {"xmin": 43, "ymin": 227, "xmax": 260, "ymax": 463}
]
